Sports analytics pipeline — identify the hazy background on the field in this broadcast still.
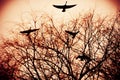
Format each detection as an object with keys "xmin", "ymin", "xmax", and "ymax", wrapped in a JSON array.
[{"xmin": 0, "ymin": 0, "xmax": 119, "ymax": 38}]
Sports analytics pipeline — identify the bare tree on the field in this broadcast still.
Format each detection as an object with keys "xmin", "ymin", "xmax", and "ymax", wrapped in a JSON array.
[
  {"xmin": 0, "ymin": 11, "xmax": 119, "ymax": 80},
  {"xmin": 0, "ymin": 41, "xmax": 19, "ymax": 80},
  {"xmin": 99, "ymin": 16, "xmax": 120, "ymax": 80}
]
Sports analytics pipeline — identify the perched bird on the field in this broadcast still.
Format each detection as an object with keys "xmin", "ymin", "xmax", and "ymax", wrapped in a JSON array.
[
  {"xmin": 76, "ymin": 54, "xmax": 91, "ymax": 61},
  {"xmin": 53, "ymin": 1, "xmax": 77, "ymax": 12},
  {"xmin": 65, "ymin": 30, "xmax": 79, "ymax": 38},
  {"xmin": 20, "ymin": 28, "xmax": 39, "ymax": 35}
]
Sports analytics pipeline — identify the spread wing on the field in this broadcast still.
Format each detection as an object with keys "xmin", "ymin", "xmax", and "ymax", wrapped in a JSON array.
[
  {"xmin": 20, "ymin": 30, "xmax": 30, "ymax": 33},
  {"xmin": 65, "ymin": 4, "xmax": 77, "ymax": 9},
  {"xmin": 30, "ymin": 29, "xmax": 39, "ymax": 32},
  {"xmin": 53, "ymin": 5, "xmax": 64, "ymax": 9},
  {"xmin": 20, "ymin": 29, "xmax": 39, "ymax": 33},
  {"xmin": 65, "ymin": 30, "xmax": 73, "ymax": 34}
]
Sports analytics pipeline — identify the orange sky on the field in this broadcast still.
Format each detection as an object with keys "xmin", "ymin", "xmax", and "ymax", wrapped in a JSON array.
[
  {"xmin": 0, "ymin": 0, "xmax": 118, "ymax": 39},
  {"xmin": 0, "ymin": 0, "xmax": 117, "ymax": 21}
]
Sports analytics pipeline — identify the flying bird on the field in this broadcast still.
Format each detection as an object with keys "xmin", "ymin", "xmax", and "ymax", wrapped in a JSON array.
[
  {"xmin": 76, "ymin": 54, "xmax": 91, "ymax": 61},
  {"xmin": 65, "ymin": 30, "xmax": 79, "ymax": 38},
  {"xmin": 53, "ymin": 1, "xmax": 77, "ymax": 12},
  {"xmin": 20, "ymin": 28, "xmax": 39, "ymax": 35}
]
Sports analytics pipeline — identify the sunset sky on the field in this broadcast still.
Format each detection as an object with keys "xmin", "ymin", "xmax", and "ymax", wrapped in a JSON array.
[{"xmin": 0, "ymin": 0, "xmax": 119, "ymax": 39}]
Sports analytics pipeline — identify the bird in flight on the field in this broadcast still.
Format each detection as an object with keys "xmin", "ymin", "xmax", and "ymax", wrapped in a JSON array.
[
  {"xmin": 53, "ymin": 1, "xmax": 77, "ymax": 12},
  {"xmin": 76, "ymin": 54, "xmax": 91, "ymax": 61},
  {"xmin": 20, "ymin": 27, "xmax": 39, "ymax": 35},
  {"xmin": 65, "ymin": 30, "xmax": 79, "ymax": 38}
]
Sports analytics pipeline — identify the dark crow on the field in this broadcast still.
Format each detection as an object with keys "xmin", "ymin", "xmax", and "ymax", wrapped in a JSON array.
[
  {"xmin": 76, "ymin": 54, "xmax": 91, "ymax": 61},
  {"xmin": 20, "ymin": 28, "xmax": 39, "ymax": 35},
  {"xmin": 53, "ymin": 1, "xmax": 77, "ymax": 12},
  {"xmin": 65, "ymin": 30, "xmax": 79, "ymax": 38}
]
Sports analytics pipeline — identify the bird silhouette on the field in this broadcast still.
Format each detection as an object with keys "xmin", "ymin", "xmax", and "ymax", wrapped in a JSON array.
[
  {"xmin": 53, "ymin": 1, "xmax": 77, "ymax": 12},
  {"xmin": 76, "ymin": 54, "xmax": 91, "ymax": 61},
  {"xmin": 20, "ymin": 28, "xmax": 39, "ymax": 35},
  {"xmin": 65, "ymin": 30, "xmax": 79, "ymax": 38}
]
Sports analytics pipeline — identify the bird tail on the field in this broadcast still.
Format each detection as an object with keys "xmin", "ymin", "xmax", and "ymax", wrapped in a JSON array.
[{"xmin": 62, "ymin": 9, "xmax": 65, "ymax": 12}]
